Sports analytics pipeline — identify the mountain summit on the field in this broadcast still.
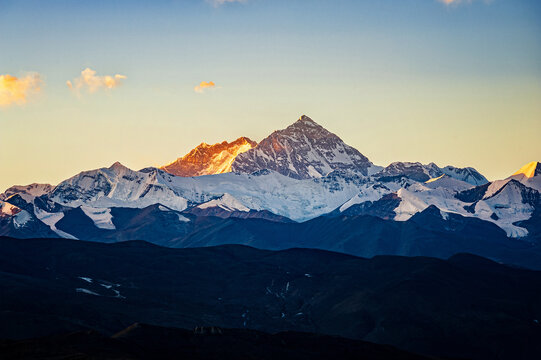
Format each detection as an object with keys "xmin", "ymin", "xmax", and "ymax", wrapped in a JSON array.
[
  {"xmin": 162, "ymin": 137, "xmax": 257, "ymax": 177},
  {"xmin": 513, "ymin": 161, "xmax": 541, "ymax": 178},
  {"xmin": 231, "ymin": 115, "xmax": 374, "ymax": 179}
]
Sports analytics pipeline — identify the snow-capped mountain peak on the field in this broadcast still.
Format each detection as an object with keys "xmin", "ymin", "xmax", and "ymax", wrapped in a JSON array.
[
  {"xmin": 440, "ymin": 166, "xmax": 488, "ymax": 186},
  {"xmin": 291, "ymin": 114, "xmax": 322, "ymax": 129},
  {"xmin": 513, "ymin": 161, "xmax": 541, "ymax": 179},
  {"xmin": 475, "ymin": 180, "xmax": 539, "ymax": 238},
  {"xmin": 484, "ymin": 161, "xmax": 541, "ymax": 199},
  {"xmin": 231, "ymin": 115, "xmax": 374, "ymax": 179},
  {"xmin": 162, "ymin": 137, "xmax": 257, "ymax": 177},
  {"xmin": 49, "ymin": 164, "xmax": 188, "ymax": 211},
  {"xmin": 375, "ymin": 162, "xmax": 442, "ymax": 182},
  {"xmin": 0, "ymin": 183, "xmax": 54, "ymax": 202},
  {"xmin": 107, "ymin": 161, "xmax": 131, "ymax": 175},
  {"xmin": 375, "ymin": 162, "xmax": 488, "ymax": 186}
]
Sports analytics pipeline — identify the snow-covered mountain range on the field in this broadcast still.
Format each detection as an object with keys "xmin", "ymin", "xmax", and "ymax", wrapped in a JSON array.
[{"xmin": 1, "ymin": 115, "xmax": 539, "ymax": 250}]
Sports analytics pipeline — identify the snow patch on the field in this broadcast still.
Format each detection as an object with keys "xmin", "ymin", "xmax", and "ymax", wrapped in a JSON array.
[
  {"xmin": 76, "ymin": 288, "xmax": 100, "ymax": 296},
  {"xmin": 158, "ymin": 205, "xmax": 190, "ymax": 222},
  {"xmin": 13, "ymin": 210, "xmax": 32, "ymax": 229},
  {"xmin": 306, "ymin": 165, "xmax": 322, "ymax": 178},
  {"xmin": 81, "ymin": 206, "xmax": 115, "ymax": 230},
  {"xmin": 0, "ymin": 184, "xmax": 54, "ymax": 202},
  {"xmin": 339, "ymin": 185, "xmax": 389, "ymax": 212},
  {"xmin": 424, "ymin": 175, "xmax": 473, "ymax": 192},
  {"xmin": 34, "ymin": 207, "xmax": 78, "ymax": 239},
  {"xmin": 198, "ymin": 193, "xmax": 250, "ymax": 212},
  {"xmin": 440, "ymin": 210, "xmax": 449, "ymax": 220},
  {"xmin": 177, "ymin": 214, "xmax": 190, "ymax": 222}
]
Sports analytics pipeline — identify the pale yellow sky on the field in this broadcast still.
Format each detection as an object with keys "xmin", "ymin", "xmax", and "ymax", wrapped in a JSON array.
[
  {"xmin": 1, "ymin": 75, "xmax": 539, "ymax": 192},
  {"xmin": 1, "ymin": 0, "xmax": 540, "ymax": 191}
]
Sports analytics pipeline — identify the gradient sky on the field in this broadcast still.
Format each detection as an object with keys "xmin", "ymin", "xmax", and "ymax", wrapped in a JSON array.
[{"xmin": 1, "ymin": 0, "xmax": 540, "ymax": 191}]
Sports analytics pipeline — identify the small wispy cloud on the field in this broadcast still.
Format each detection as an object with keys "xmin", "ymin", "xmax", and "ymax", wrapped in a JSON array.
[
  {"xmin": 0, "ymin": 73, "xmax": 42, "ymax": 108},
  {"xmin": 194, "ymin": 81, "xmax": 217, "ymax": 94},
  {"xmin": 207, "ymin": 0, "xmax": 247, "ymax": 7},
  {"xmin": 67, "ymin": 68, "xmax": 126, "ymax": 94},
  {"xmin": 437, "ymin": 0, "xmax": 492, "ymax": 5}
]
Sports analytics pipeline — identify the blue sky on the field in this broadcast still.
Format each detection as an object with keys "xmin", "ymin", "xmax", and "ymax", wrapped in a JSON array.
[{"xmin": 0, "ymin": 0, "xmax": 540, "ymax": 190}]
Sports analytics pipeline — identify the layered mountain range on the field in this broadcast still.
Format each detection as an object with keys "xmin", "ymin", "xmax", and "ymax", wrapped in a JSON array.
[{"xmin": 2, "ymin": 115, "xmax": 540, "ymax": 268}]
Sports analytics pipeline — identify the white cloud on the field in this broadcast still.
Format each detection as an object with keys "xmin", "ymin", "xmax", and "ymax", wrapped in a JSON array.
[
  {"xmin": 67, "ymin": 68, "xmax": 126, "ymax": 94},
  {"xmin": 207, "ymin": 0, "xmax": 247, "ymax": 7},
  {"xmin": 0, "ymin": 73, "xmax": 42, "ymax": 107},
  {"xmin": 194, "ymin": 81, "xmax": 217, "ymax": 93},
  {"xmin": 437, "ymin": 0, "xmax": 492, "ymax": 5}
]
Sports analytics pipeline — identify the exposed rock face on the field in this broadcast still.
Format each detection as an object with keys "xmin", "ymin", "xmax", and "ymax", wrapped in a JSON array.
[
  {"xmin": 375, "ymin": 162, "xmax": 442, "ymax": 183},
  {"xmin": 162, "ymin": 137, "xmax": 257, "ymax": 177},
  {"xmin": 232, "ymin": 115, "xmax": 374, "ymax": 179},
  {"xmin": 374, "ymin": 162, "xmax": 488, "ymax": 186}
]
